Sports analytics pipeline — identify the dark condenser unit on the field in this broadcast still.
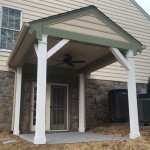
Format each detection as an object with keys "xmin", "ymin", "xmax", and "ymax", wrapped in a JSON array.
[
  {"xmin": 108, "ymin": 89, "xmax": 129, "ymax": 122},
  {"xmin": 138, "ymin": 94, "xmax": 150, "ymax": 122}
]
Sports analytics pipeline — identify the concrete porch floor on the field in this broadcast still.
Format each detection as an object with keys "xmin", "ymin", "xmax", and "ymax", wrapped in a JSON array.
[{"xmin": 19, "ymin": 132, "xmax": 127, "ymax": 144}]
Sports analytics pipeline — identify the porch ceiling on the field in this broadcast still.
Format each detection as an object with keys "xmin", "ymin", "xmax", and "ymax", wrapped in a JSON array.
[
  {"xmin": 8, "ymin": 5, "xmax": 144, "ymax": 74},
  {"xmin": 22, "ymin": 37, "xmax": 115, "ymax": 75},
  {"xmin": 27, "ymin": 38, "xmax": 111, "ymax": 69}
]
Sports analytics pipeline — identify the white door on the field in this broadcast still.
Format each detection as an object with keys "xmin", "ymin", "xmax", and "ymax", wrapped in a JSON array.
[{"xmin": 30, "ymin": 83, "xmax": 68, "ymax": 132}]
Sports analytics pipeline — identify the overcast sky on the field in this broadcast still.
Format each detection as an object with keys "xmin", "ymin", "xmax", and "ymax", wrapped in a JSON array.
[{"xmin": 135, "ymin": 0, "xmax": 150, "ymax": 15}]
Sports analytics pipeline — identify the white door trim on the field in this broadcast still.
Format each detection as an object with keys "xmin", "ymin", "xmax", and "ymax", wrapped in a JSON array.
[
  {"xmin": 30, "ymin": 82, "xmax": 49, "ymax": 132},
  {"xmin": 30, "ymin": 83, "xmax": 69, "ymax": 132}
]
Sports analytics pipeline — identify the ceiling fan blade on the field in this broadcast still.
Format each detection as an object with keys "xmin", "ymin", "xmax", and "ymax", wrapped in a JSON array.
[
  {"xmin": 53, "ymin": 62, "xmax": 64, "ymax": 66},
  {"xmin": 50, "ymin": 58, "xmax": 63, "ymax": 62},
  {"xmin": 70, "ymin": 60, "xmax": 86, "ymax": 63},
  {"xmin": 67, "ymin": 63, "xmax": 75, "ymax": 67}
]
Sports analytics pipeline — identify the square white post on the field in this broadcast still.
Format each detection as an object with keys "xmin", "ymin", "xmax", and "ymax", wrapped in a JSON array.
[
  {"xmin": 34, "ymin": 35, "xmax": 48, "ymax": 144},
  {"xmin": 13, "ymin": 67, "xmax": 22, "ymax": 135},
  {"xmin": 126, "ymin": 50, "xmax": 140, "ymax": 139},
  {"xmin": 78, "ymin": 74, "xmax": 85, "ymax": 132}
]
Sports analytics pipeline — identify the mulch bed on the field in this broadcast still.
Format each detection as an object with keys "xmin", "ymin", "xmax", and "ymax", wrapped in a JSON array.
[{"xmin": 0, "ymin": 124, "xmax": 150, "ymax": 150}]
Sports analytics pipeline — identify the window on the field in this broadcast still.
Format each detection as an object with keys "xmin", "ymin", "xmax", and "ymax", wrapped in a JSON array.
[{"xmin": 0, "ymin": 7, "xmax": 21, "ymax": 51}]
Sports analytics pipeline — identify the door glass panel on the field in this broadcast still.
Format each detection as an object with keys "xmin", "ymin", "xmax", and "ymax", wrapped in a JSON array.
[
  {"xmin": 33, "ymin": 87, "xmax": 37, "ymax": 125},
  {"xmin": 50, "ymin": 85, "xmax": 67, "ymax": 130}
]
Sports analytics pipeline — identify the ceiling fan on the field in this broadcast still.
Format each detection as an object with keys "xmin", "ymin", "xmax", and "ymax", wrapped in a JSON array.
[{"xmin": 51, "ymin": 54, "xmax": 86, "ymax": 67}]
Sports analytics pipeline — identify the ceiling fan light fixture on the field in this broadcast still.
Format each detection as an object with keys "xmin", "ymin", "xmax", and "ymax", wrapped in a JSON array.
[{"xmin": 52, "ymin": 54, "xmax": 86, "ymax": 67}]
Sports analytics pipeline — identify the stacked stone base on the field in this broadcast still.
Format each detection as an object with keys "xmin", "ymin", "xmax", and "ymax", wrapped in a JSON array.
[{"xmin": 0, "ymin": 71, "xmax": 14, "ymax": 132}]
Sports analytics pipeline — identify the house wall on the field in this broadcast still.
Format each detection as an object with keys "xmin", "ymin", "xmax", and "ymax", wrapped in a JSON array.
[
  {"xmin": 0, "ymin": 0, "xmax": 150, "ymax": 83},
  {"xmin": 0, "ymin": 0, "xmax": 149, "ymax": 132}
]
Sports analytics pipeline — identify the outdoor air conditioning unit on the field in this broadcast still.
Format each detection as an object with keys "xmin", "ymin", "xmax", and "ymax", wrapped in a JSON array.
[
  {"xmin": 138, "ymin": 94, "xmax": 150, "ymax": 122},
  {"xmin": 108, "ymin": 90, "xmax": 150, "ymax": 124},
  {"xmin": 108, "ymin": 89, "xmax": 129, "ymax": 122}
]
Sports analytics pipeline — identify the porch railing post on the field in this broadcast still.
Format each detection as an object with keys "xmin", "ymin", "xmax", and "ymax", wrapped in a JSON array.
[
  {"xmin": 34, "ymin": 34, "xmax": 47, "ymax": 144},
  {"xmin": 78, "ymin": 74, "xmax": 85, "ymax": 132},
  {"xmin": 126, "ymin": 50, "xmax": 140, "ymax": 139}
]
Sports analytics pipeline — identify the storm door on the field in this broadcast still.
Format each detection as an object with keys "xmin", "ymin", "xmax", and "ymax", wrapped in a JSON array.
[{"xmin": 50, "ymin": 85, "xmax": 68, "ymax": 131}]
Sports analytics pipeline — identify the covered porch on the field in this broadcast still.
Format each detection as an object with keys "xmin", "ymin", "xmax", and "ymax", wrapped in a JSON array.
[{"xmin": 8, "ymin": 6, "xmax": 144, "ymax": 144}]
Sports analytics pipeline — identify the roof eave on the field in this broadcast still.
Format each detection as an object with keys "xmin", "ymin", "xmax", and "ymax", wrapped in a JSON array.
[{"xmin": 7, "ymin": 23, "xmax": 29, "ymax": 66}]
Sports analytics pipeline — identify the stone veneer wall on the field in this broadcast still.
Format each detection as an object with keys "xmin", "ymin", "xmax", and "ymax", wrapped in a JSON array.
[
  {"xmin": 0, "ymin": 69, "xmax": 147, "ymax": 133},
  {"xmin": 85, "ymin": 79, "xmax": 147, "ymax": 128},
  {"xmin": 19, "ymin": 75, "xmax": 79, "ymax": 133},
  {"xmin": 69, "ymin": 78, "xmax": 79, "ymax": 131},
  {"xmin": 0, "ymin": 71, "xmax": 14, "ymax": 132},
  {"xmin": 20, "ymin": 80, "xmax": 31, "ymax": 133},
  {"xmin": 56, "ymin": 78, "xmax": 147, "ymax": 130},
  {"xmin": 19, "ymin": 75, "xmax": 147, "ymax": 133}
]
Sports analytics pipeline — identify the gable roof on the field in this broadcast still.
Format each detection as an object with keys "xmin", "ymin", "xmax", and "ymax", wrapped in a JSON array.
[
  {"xmin": 29, "ymin": 5, "xmax": 144, "ymax": 54},
  {"xmin": 8, "ymin": 5, "xmax": 145, "ymax": 67}
]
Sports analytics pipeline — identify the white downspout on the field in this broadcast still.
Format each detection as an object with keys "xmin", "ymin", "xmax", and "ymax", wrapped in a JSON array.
[{"xmin": 8, "ymin": 67, "xmax": 17, "ymax": 132}]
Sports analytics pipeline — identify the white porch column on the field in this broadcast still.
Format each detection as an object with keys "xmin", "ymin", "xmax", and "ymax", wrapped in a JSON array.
[
  {"xmin": 126, "ymin": 50, "xmax": 140, "ymax": 139},
  {"xmin": 78, "ymin": 74, "xmax": 85, "ymax": 132},
  {"xmin": 13, "ymin": 67, "xmax": 22, "ymax": 135},
  {"xmin": 34, "ymin": 35, "xmax": 47, "ymax": 144}
]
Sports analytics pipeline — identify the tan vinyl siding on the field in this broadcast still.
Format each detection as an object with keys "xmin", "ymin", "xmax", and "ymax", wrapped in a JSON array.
[
  {"xmin": 0, "ymin": 0, "xmax": 149, "ymax": 84},
  {"xmin": 0, "ymin": 52, "xmax": 9, "ymax": 71}
]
